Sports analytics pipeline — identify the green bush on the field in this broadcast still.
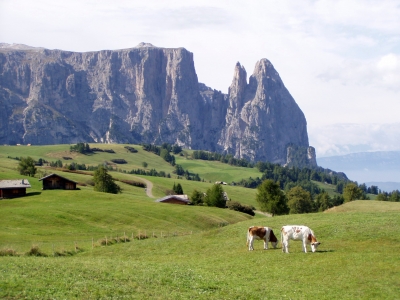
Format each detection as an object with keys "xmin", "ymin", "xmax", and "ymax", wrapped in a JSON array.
[{"xmin": 226, "ymin": 201, "xmax": 255, "ymax": 216}]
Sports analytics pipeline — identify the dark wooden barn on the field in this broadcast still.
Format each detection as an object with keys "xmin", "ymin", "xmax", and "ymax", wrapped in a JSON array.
[
  {"xmin": 0, "ymin": 179, "xmax": 31, "ymax": 199},
  {"xmin": 39, "ymin": 174, "xmax": 77, "ymax": 190}
]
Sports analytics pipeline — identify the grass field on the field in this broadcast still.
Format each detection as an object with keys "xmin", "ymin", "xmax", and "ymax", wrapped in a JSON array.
[{"xmin": 0, "ymin": 145, "xmax": 399, "ymax": 299}]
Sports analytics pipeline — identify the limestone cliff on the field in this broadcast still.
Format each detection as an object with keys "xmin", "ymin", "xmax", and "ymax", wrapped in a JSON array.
[{"xmin": 0, "ymin": 43, "xmax": 316, "ymax": 166}]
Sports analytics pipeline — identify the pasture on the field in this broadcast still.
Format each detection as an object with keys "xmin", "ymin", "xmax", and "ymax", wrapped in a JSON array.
[{"xmin": 0, "ymin": 145, "xmax": 399, "ymax": 299}]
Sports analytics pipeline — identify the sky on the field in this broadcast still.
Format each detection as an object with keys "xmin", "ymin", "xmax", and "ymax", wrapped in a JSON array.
[{"xmin": 1, "ymin": 0, "xmax": 400, "ymax": 160}]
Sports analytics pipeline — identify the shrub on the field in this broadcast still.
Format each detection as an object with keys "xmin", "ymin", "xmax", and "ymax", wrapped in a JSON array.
[
  {"xmin": 54, "ymin": 249, "xmax": 74, "ymax": 256},
  {"xmin": 26, "ymin": 245, "xmax": 47, "ymax": 257},
  {"xmin": 125, "ymin": 146, "xmax": 138, "ymax": 153},
  {"xmin": 227, "ymin": 201, "xmax": 255, "ymax": 216},
  {"xmin": 119, "ymin": 179, "xmax": 146, "ymax": 188},
  {"xmin": 0, "ymin": 248, "xmax": 18, "ymax": 256},
  {"xmin": 111, "ymin": 159, "xmax": 127, "ymax": 164}
]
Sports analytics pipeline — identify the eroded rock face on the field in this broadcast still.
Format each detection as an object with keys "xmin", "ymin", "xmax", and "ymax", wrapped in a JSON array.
[
  {"xmin": 0, "ymin": 43, "xmax": 316, "ymax": 166},
  {"xmin": 218, "ymin": 59, "xmax": 313, "ymax": 165}
]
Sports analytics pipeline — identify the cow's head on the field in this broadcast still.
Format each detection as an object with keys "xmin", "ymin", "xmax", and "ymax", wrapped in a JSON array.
[
  {"xmin": 269, "ymin": 229, "xmax": 278, "ymax": 248},
  {"xmin": 311, "ymin": 241, "xmax": 321, "ymax": 252},
  {"xmin": 308, "ymin": 233, "xmax": 321, "ymax": 252}
]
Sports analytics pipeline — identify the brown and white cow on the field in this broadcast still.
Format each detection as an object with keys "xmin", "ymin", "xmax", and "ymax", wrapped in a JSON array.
[
  {"xmin": 246, "ymin": 226, "xmax": 278, "ymax": 251},
  {"xmin": 281, "ymin": 225, "xmax": 321, "ymax": 253}
]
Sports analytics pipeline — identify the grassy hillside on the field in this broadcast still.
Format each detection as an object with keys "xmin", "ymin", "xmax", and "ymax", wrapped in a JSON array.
[
  {"xmin": 0, "ymin": 144, "xmax": 260, "ymax": 205},
  {"xmin": 0, "ymin": 168, "xmax": 252, "ymax": 250},
  {"xmin": 324, "ymin": 199, "xmax": 400, "ymax": 213},
  {"xmin": 1, "ymin": 201, "xmax": 399, "ymax": 299},
  {"xmin": 1, "ymin": 145, "xmax": 399, "ymax": 298}
]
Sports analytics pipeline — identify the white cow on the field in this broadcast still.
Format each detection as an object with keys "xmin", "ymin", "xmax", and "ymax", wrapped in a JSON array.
[
  {"xmin": 246, "ymin": 226, "xmax": 278, "ymax": 251},
  {"xmin": 281, "ymin": 225, "xmax": 320, "ymax": 253}
]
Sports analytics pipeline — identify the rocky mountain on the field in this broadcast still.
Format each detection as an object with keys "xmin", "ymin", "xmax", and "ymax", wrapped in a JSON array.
[{"xmin": 0, "ymin": 42, "xmax": 316, "ymax": 166}]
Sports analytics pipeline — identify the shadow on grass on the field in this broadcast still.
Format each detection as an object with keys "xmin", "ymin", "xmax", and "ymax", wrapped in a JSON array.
[
  {"xmin": 316, "ymin": 249, "xmax": 335, "ymax": 253},
  {"xmin": 26, "ymin": 192, "xmax": 42, "ymax": 197}
]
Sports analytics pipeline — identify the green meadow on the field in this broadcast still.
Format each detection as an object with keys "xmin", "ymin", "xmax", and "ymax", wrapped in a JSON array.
[{"xmin": 0, "ymin": 144, "xmax": 399, "ymax": 299}]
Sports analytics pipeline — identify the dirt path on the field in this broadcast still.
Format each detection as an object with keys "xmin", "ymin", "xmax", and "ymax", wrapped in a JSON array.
[
  {"xmin": 254, "ymin": 210, "xmax": 273, "ymax": 217},
  {"xmin": 132, "ymin": 176, "xmax": 154, "ymax": 198}
]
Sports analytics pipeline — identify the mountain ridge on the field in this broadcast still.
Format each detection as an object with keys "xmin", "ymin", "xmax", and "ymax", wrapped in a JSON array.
[{"xmin": 0, "ymin": 43, "xmax": 316, "ymax": 167}]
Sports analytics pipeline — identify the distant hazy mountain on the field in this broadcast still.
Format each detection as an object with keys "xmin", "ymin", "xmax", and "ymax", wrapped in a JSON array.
[{"xmin": 317, "ymin": 151, "xmax": 400, "ymax": 190}]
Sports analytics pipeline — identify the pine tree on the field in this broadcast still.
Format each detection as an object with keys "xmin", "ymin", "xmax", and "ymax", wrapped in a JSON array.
[
  {"xmin": 93, "ymin": 166, "xmax": 121, "ymax": 194},
  {"xmin": 256, "ymin": 179, "xmax": 288, "ymax": 215},
  {"xmin": 204, "ymin": 184, "xmax": 226, "ymax": 208}
]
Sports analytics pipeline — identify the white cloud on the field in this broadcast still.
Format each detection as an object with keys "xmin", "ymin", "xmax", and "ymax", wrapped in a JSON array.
[
  {"xmin": 318, "ymin": 53, "xmax": 400, "ymax": 90},
  {"xmin": 309, "ymin": 123, "xmax": 400, "ymax": 157}
]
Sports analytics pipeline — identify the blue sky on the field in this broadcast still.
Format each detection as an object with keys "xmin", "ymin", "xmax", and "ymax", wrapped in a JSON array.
[{"xmin": 1, "ymin": 0, "xmax": 400, "ymax": 157}]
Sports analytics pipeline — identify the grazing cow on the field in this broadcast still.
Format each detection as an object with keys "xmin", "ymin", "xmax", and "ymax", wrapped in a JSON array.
[
  {"xmin": 281, "ymin": 225, "xmax": 321, "ymax": 253},
  {"xmin": 246, "ymin": 226, "xmax": 278, "ymax": 251}
]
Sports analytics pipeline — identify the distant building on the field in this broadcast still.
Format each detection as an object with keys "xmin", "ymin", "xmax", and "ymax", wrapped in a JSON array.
[
  {"xmin": 0, "ymin": 179, "xmax": 31, "ymax": 198},
  {"xmin": 215, "ymin": 181, "xmax": 227, "ymax": 185},
  {"xmin": 39, "ymin": 174, "xmax": 77, "ymax": 190},
  {"xmin": 155, "ymin": 195, "xmax": 190, "ymax": 205}
]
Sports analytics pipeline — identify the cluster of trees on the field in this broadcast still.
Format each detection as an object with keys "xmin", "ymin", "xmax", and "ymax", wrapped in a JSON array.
[
  {"xmin": 128, "ymin": 168, "xmax": 171, "ymax": 178},
  {"xmin": 189, "ymin": 184, "xmax": 227, "ymax": 208},
  {"xmin": 173, "ymin": 164, "xmax": 201, "ymax": 181},
  {"xmin": 255, "ymin": 179, "xmax": 370, "ymax": 215},
  {"xmin": 172, "ymin": 183, "xmax": 184, "ymax": 194},
  {"xmin": 48, "ymin": 160, "xmax": 98, "ymax": 171},
  {"xmin": 189, "ymin": 184, "xmax": 255, "ymax": 215},
  {"xmin": 191, "ymin": 150, "xmax": 254, "ymax": 167},
  {"xmin": 142, "ymin": 143, "xmax": 182, "ymax": 166},
  {"xmin": 70, "ymin": 143, "xmax": 91, "ymax": 154},
  {"xmin": 376, "ymin": 190, "xmax": 400, "ymax": 202}
]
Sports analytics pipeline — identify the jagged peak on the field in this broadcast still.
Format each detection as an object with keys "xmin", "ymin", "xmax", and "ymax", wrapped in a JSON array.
[{"xmin": 253, "ymin": 58, "xmax": 273, "ymax": 72}]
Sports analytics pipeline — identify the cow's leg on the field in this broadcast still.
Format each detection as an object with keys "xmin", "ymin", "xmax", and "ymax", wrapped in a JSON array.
[
  {"xmin": 282, "ymin": 240, "xmax": 289, "ymax": 253},
  {"xmin": 263, "ymin": 238, "xmax": 268, "ymax": 250},
  {"xmin": 249, "ymin": 236, "xmax": 254, "ymax": 251},
  {"xmin": 302, "ymin": 240, "xmax": 307, "ymax": 253}
]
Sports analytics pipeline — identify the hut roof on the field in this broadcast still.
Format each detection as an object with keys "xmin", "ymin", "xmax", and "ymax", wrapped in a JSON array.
[
  {"xmin": 0, "ymin": 179, "xmax": 31, "ymax": 189},
  {"xmin": 38, "ymin": 173, "xmax": 77, "ymax": 183},
  {"xmin": 155, "ymin": 195, "xmax": 190, "ymax": 203}
]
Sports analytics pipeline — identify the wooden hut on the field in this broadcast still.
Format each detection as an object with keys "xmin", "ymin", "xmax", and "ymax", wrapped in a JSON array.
[
  {"xmin": 155, "ymin": 195, "xmax": 190, "ymax": 205},
  {"xmin": 0, "ymin": 179, "xmax": 31, "ymax": 199},
  {"xmin": 39, "ymin": 174, "xmax": 77, "ymax": 190}
]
